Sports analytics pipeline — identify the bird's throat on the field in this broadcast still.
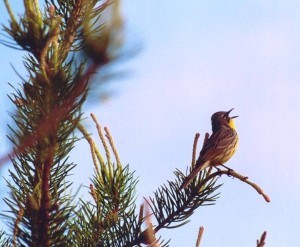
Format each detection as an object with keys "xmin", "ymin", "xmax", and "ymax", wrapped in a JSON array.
[{"xmin": 228, "ymin": 119, "xmax": 236, "ymax": 130}]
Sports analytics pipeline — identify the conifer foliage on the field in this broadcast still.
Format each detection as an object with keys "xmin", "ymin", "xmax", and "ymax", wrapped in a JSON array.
[
  {"xmin": 0, "ymin": 1, "xmax": 269, "ymax": 246},
  {"xmin": 1, "ymin": 0, "xmax": 123, "ymax": 246}
]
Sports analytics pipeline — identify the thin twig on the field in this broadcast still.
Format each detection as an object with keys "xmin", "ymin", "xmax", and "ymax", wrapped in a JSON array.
[
  {"xmin": 256, "ymin": 231, "xmax": 267, "ymax": 247},
  {"xmin": 194, "ymin": 132, "xmax": 209, "ymax": 169},
  {"xmin": 197, "ymin": 169, "xmax": 271, "ymax": 203},
  {"xmin": 191, "ymin": 133, "xmax": 200, "ymax": 169},
  {"xmin": 138, "ymin": 203, "xmax": 159, "ymax": 247},
  {"xmin": 196, "ymin": 226, "xmax": 204, "ymax": 247},
  {"xmin": 104, "ymin": 127, "xmax": 121, "ymax": 167},
  {"xmin": 202, "ymin": 133, "xmax": 209, "ymax": 147},
  {"xmin": 91, "ymin": 113, "xmax": 111, "ymax": 165},
  {"xmin": 138, "ymin": 204, "xmax": 144, "ymax": 226},
  {"xmin": 76, "ymin": 123, "xmax": 101, "ymax": 177}
]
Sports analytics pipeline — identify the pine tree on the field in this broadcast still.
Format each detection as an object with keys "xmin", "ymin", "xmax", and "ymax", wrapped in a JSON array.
[{"xmin": 0, "ymin": 1, "xmax": 270, "ymax": 246}]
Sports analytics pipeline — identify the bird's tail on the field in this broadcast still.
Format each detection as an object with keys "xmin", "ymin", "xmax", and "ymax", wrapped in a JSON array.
[{"xmin": 180, "ymin": 160, "xmax": 210, "ymax": 189}]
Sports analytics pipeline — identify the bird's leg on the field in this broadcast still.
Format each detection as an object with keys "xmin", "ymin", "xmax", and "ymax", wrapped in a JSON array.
[
  {"xmin": 213, "ymin": 166, "xmax": 223, "ymax": 178},
  {"xmin": 220, "ymin": 164, "xmax": 234, "ymax": 176},
  {"xmin": 214, "ymin": 166, "xmax": 221, "ymax": 172}
]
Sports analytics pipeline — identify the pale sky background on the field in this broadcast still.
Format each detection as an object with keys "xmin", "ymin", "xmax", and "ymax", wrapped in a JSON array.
[{"xmin": 1, "ymin": 1, "xmax": 300, "ymax": 246}]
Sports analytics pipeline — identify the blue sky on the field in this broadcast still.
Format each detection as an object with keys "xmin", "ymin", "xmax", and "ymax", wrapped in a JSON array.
[{"xmin": 1, "ymin": 1, "xmax": 300, "ymax": 246}]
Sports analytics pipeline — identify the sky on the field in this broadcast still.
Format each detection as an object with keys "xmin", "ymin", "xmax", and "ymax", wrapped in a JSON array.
[{"xmin": 1, "ymin": 1, "xmax": 300, "ymax": 246}]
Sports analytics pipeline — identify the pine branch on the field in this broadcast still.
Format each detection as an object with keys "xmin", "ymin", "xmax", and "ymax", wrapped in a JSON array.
[
  {"xmin": 137, "ymin": 133, "xmax": 220, "ymax": 243},
  {"xmin": 195, "ymin": 169, "xmax": 271, "ymax": 203},
  {"xmin": 145, "ymin": 170, "xmax": 221, "ymax": 233},
  {"xmin": 1, "ymin": 0, "xmax": 124, "ymax": 246},
  {"xmin": 0, "ymin": 0, "xmax": 125, "ymax": 167},
  {"xmin": 72, "ymin": 114, "xmax": 140, "ymax": 246},
  {"xmin": 140, "ymin": 132, "xmax": 270, "ymax": 245}
]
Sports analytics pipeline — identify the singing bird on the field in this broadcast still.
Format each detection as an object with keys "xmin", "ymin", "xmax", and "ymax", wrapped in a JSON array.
[{"xmin": 181, "ymin": 109, "xmax": 239, "ymax": 189}]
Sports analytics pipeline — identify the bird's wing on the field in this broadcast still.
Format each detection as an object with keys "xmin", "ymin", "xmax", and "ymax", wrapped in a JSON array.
[
  {"xmin": 198, "ymin": 128, "xmax": 237, "ymax": 164},
  {"xmin": 180, "ymin": 128, "xmax": 238, "ymax": 189}
]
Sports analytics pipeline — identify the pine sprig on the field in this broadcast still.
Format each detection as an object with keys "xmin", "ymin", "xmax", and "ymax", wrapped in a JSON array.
[
  {"xmin": 73, "ymin": 114, "xmax": 140, "ymax": 246},
  {"xmin": 145, "ymin": 171, "xmax": 221, "ymax": 232},
  {"xmin": 141, "ymin": 133, "xmax": 221, "ymax": 240},
  {"xmin": 75, "ymin": 117, "xmax": 223, "ymax": 247}
]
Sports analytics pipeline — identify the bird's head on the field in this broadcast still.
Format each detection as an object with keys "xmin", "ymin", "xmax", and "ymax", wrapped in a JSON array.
[{"xmin": 211, "ymin": 108, "xmax": 238, "ymax": 132}]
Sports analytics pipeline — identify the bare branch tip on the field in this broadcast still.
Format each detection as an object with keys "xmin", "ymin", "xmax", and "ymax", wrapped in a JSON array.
[
  {"xmin": 202, "ymin": 132, "xmax": 210, "ymax": 147},
  {"xmin": 192, "ymin": 133, "xmax": 201, "ymax": 168},
  {"xmin": 196, "ymin": 226, "xmax": 204, "ymax": 247},
  {"xmin": 257, "ymin": 231, "xmax": 267, "ymax": 247}
]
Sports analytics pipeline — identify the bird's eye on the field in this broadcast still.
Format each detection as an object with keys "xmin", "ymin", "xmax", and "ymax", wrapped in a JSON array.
[{"xmin": 222, "ymin": 114, "xmax": 229, "ymax": 121}]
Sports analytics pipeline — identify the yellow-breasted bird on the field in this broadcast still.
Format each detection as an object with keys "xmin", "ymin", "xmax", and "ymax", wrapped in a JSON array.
[{"xmin": 180, "ymin": 108, "xmax": 239, "ymax": 189}]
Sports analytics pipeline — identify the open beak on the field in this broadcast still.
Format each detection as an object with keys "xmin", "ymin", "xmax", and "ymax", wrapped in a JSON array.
[{"xmin": 225, "ymin": 108, "xmax": 238, "ymax": 118}]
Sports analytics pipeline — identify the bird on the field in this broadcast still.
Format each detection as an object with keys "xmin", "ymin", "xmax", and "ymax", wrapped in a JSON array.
[{"xmin": 180, "ymin": 108, "xmax": 239, "ymax": 189}]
